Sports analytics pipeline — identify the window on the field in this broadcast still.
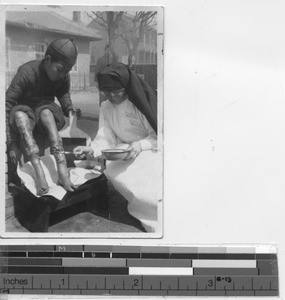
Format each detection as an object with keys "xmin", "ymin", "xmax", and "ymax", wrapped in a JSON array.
[
  {"xmin": 151, "ymin": 52, "xmax": 155, "ymax": 64},
  {"xmin": 35, "ymin": 43, "xmax": 45, "ymax": 53},
  {"xmin": 139, "ymin": 50, "xmax": 145, "ymax": 64},
  {"xmin": 145, "ymin": 32, "xmax": 150, "ymax": 45},
  {"xmin": 70, "ymin": 45, "xmax": 78, "ymax": 72},
  {"xmin": 90, "ymin": 55, "xmax": 96, "ymax": 65},
  {"xmin": 151, "ymin": 31, "xmax": 157, "ymax": 46},
  {"xmin": 6, "ymin": 38, "xmax": 10, "ymax": 70},
  {"xmin": 71, "ymin": 62, "xmax": 78, "ymax": 72},
  {"xmin": 73, "ymin": 11, "xmax": 81, "ymax": 23},
  {"xmin": 35, "ymin": 43, "xmax": 46, "ymax": 60},
  {"xmin": 145, "ymin": 51, "xmax": 150, "ymax": 64},
  {"xmin": 150, "ymin": 52, "xmax": 157, "ymax": 64}
]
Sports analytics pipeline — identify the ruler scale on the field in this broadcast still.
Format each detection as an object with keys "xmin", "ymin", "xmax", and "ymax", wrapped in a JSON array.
[{"xmin": 0, "ymin": 245, "xmax": 279, "ymax": 296}]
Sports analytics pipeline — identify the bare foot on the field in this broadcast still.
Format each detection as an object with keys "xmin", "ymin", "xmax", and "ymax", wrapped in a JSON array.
[
  {"xmin": 57, "ymin": 163, "xmax": 75, "ymax": 192},
  {"xmin": 34, "ymin": 175, "xmax": 49, "ymax": 196},
  {"xmin": 30, "ymin": 158, "xmax": 49, "ymax": 196}
]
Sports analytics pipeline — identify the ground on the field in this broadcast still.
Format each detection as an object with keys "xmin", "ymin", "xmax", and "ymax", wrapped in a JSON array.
[{"xmin": 6, "ymin": 88, "xmax": 146, "ymax": 233}]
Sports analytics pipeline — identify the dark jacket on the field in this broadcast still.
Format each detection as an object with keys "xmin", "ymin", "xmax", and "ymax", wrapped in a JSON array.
[{"xmin": 6, "ymin": 60, "xmax": 73, "ymax": 145}]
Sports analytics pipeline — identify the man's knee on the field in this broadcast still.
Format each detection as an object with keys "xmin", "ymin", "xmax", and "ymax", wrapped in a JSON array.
[
  {"xmin": 40, "ymin": 108, "xmax": 53, "ymax": 120},
  {"xmin": 10, "ymin": 106, "xmax": 36, "ymax": 132},
  {"xmin": 14, "ymin": 110, "xmax": 29, "ymax": 122},
  {"xmin": 14, "ymin": 111, "xmax": 32, "ymax": 130}
]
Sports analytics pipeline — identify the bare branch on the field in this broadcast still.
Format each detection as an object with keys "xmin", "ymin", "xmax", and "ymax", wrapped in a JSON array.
[
  {"xmin": 87, "ymin": 12, "xmax": 108, "ymax": 30},
  {"xmin": 87, "ymin": 11, "xmax": 124, "ymax": 45},
  {"xmin": 94, "ymin": 12, "xmax": 106, "ymax": 24},
  {"xmin": 88, "ymin": 10, "xmax": 157, "ymax": 66},
  {"xmin": 114, "ymin": 11, "xmax": 124, "ymax": 23}
]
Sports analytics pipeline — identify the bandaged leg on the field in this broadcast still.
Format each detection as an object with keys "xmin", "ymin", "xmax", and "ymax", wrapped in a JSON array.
[
  {"xmin": 50, "ymin": 138, "xmax": 75, "ymax": 192},
  {"xmin": 14, "ymin": 111, "xmax": 49, "ymax": 196},
  {"xmin": 40, "ymin": 109, "xmax": 74, "ymax": 192}
]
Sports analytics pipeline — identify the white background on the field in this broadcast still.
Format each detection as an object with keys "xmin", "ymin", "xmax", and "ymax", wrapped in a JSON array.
[{"xmin": 1, "ymin": 0, "xmax": 285, "ymax": 299}]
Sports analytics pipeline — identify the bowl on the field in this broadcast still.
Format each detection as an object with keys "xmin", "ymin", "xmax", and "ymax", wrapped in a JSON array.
[{"xmin": 101, "ymin": 149, "xmax": 131, "ymax": 161}]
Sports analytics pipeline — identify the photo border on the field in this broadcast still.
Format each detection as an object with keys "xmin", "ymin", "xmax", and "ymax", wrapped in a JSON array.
[{"xmin": 1, "ymin": 4, "xmax": 164, "ymax": 239}]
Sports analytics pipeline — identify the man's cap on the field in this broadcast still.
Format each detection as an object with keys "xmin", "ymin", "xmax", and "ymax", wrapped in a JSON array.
[{"xmin": 46, "ymin": 38, "xmax": 78, "ymax": 68}]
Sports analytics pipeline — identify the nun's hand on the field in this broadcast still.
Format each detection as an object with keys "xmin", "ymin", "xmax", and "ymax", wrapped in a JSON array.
[
  {"xmin": 73, "ymin": 146, "xmax": 94, "ymax": 159},
  {"xmin": 124, "ymin": 142, "xmax": 142, "ymax": 160}
]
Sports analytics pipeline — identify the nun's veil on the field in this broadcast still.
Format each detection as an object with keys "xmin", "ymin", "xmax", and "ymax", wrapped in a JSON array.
[{"xmin": 97, "ymin": 63, "xmax": 157, "ymax": 133}]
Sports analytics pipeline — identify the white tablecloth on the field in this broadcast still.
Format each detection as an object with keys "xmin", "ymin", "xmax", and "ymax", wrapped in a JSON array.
[{"xmin": 105, "ymin": 150, "xmax": 163, "ymax": 232}]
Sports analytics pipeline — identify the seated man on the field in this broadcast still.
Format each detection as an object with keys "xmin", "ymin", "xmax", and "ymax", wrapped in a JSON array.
[{"xmin": 6, "ymin": 38, "xmax": 80, "ymax": 196}]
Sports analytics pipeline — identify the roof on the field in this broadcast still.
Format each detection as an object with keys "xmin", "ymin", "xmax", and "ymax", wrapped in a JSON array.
[{"xmin": 6, "ymin": 11, "xmax": 102, "ymax": 41}]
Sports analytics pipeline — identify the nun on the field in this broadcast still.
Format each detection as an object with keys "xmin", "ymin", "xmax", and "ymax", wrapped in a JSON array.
[{"xmin": 74, "ymin": 63, "xmax": 162, "ymax": 232}]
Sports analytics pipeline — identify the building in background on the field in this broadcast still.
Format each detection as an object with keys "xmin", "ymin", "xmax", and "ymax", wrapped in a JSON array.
[
  {"xmin": 87, "ymin": 12, "xmax": 158, "ymax": 90},
  {"xmin": 88, "ymin": 13, "xmax": 157, "ymax": 65},
  {"xmin": 5, "ymin": 11, "xmax": 101, "ymax": 91}
]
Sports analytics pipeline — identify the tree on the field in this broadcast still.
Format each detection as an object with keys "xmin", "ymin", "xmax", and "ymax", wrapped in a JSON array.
[
  {"xmin": 87, "ymin": 11, "xmax": 124, "ymax": 48},
  {"xmin": 119, "ymin": 12, "xmax": 157, "ymax": 66}
]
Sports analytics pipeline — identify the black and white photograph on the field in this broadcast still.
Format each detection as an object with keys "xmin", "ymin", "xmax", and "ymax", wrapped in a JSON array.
[
  {"xmin": 3, "ymin": 5, "xmax": 163, "ymax": 237},
  {"xmin": 1, "ymin": 0, "xmax": 285, "ymax": 298}
]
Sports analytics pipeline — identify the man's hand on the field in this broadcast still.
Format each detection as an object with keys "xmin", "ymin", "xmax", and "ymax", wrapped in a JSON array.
[
  {"xmin": 73, "ymin": 146, "xmax": 94, "ymax": 159},
  {"xmin": 69, "ymin": 107, "xmax": 82, "ymax": 119},
  {"xmin": 8, "ymin": 143, "xmax": 22, "ymax": 166},
  {"xmin": 124, "ymin": 142, "xmax": 142, "ymax": 160}
]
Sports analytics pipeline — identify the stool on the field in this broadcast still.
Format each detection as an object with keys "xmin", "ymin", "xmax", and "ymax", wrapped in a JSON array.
[{"xmin": 10, "ymin": 174, "xmax": 109, "ymax": 232}]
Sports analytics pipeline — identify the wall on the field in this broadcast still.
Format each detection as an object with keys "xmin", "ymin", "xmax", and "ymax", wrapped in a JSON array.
[
  {"xmin": 164, "ymin": 1, "xmax": 285, "ymax": 292},
  {"xmin": 162, "ymin": 0, "xmax": 285, "ymax": 255}
]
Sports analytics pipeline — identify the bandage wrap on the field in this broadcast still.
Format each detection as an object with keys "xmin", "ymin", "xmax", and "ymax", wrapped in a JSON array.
[
  {"xmin": 14, "ymin": 111, "xmax": 39, "ymax": 157},
  {"xmin": 50, "ymin": 137, "xmax": 67, "ymax": 164}
]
